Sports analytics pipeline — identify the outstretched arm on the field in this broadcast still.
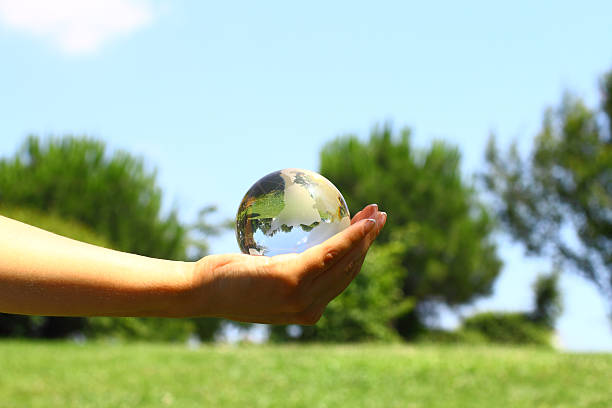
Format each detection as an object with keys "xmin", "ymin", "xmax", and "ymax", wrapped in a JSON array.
[
  {"xmin": 0, "ymin": 205, "xmax": 385, "ymax": 324},
  {"xmin": 0, "ymin": 214, "xmax": 192, "ymax": 317}
]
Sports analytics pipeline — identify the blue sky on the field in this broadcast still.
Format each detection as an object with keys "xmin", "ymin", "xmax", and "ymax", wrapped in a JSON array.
[{"xmin": 1, "ymin": 0, "xmax": 611, "ymax": 350}]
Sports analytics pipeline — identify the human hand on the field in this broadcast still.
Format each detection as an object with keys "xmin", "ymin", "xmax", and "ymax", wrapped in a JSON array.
[{"xmin": 185, "ymin": 204, "xmax": 386, "ymax": 324}]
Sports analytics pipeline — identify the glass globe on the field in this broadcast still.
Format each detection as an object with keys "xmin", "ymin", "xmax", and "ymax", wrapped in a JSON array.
[{"xmin": 236, "ymin": 168, "xmax": 351, "ymax": 256}]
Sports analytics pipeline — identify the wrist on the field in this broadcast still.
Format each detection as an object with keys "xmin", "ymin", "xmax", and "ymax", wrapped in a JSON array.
[
  {"xmin": 146, "ymin": 260, "xmax": 198, "ymax": 317},
  {"xmin": 176, "ymin": 254, "xmax": 237, "ymax": 319}
]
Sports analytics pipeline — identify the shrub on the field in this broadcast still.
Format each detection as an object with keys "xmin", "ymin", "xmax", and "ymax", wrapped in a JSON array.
[
  {"xmin": 530, "ymin": 271, "xmax": 562, "ymax": 328},
  {"xmin": 462, "ymin": 312, "xmax": 552, "ymax": 347}
]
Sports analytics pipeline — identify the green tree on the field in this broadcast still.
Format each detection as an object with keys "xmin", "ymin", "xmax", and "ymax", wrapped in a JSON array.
[
  {"xmin": 0, "ymin": 205, "xmax": 112, "ymax": 248},
  {"xmin": 530, "ymin": 270, "xmax": 562, "ymax": 328},
  {"xmin": 0, "ymin": 135, "xmax": 224, "ymax": 340},
  {"xmin": 483, "ymin": 70, "xmax": 612, "ymax": 312},
  {"xmin": 311, "ymin": 125, "xmax": 501, "ymax": 340},
  {"xmin": 0, "ymin": 135, "xmax": 186, "ymax": 259}
]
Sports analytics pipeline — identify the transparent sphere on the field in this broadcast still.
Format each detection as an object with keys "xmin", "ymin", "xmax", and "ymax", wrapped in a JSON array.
[{"xmin": 236, "ymin": 168, "xmax": 351, "ymax": 256}]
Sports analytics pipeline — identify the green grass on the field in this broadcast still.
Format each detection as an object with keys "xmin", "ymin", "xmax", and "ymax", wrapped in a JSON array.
[{"xmin": 0, "ymin": 341, "xmax": 610, "ymax": 408}]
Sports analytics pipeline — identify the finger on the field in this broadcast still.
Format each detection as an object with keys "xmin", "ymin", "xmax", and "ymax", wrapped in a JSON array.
[
  {"xmin": 311, "ymin": 210, "xmax": 387, "ymax": 301},
  {"xmin": 298, "ymin": 217, "xmax": 378, "ymax": 279},
  {"xmin": 305, "ymin": 205, "xmax": 378, "ymax": 276},
  {"xmin": 349, "ymin": 211, "xmax": 386, "ymax": 279},
  {"xmin": 379, "ymin": 211, "xmax": 387, "ymax": 226},
  {"xmin": 351, "ymin": 204, "xmax": 378, "ymax": 225},
  {"xmin": 267, "ymin": 206, "xmax": 377, "ymax": 273},
  {"xmin": 310, "ymin": 230, "xmax": 373, "ymax": 298},
  {"xmin": 341, "ymin": 210, "xmax": 386, "ymax": 279},
  {"xmin": 318, "ymin": 210, "xmax": 385, "ymax": 284},
  {"xmin": 300, "ymin": 251, "xmax": 367, "ymax": 320},
  {"xmin": 290, "ymin": 241, "xmax": 372, "ymax": 326}
]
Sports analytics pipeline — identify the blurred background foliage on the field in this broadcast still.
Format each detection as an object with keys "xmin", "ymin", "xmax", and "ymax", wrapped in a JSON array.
[
  {"xmin": 0, "ymin": 136, "xmax": 223, "ymax": 341},
  {"xmin": 0, "ymin": 136, "xmax": 186, "ymax": 259},
  {"xmin": 1, "ymin": 68, "xmax": 610, "ymax": 346},
  {"xmin": 484, "ymin": 70, "xmax": 612, "ymax": 313},
  {"xmin": 316, "ymin": 125, "xmax": 502, "ymax": 341}
]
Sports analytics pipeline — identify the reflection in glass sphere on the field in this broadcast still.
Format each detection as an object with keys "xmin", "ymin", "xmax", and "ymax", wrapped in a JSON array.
[{"xmin": 236, "ymin": 168, "xmax": 351, "ymax": 256}]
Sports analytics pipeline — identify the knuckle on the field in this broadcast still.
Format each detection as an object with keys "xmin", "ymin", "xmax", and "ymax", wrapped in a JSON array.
[
  {"xmin": 263, "ymin": 257, "xmax": 282, "ymax": 276},
  {"xmin": 281, "ymin": 275, "xmax": 300, "ymax": 295},
  {"xmin": 321, "ymin": 248, "xmax": 339, "ymax": 269},
  {"xmin": 197, "ymin": 254, "xmax": 222, "ymax": 271}
]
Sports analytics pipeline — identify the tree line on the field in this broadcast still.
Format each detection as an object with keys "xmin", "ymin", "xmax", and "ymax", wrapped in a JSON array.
[{"xmin": 1, "ymin": 67, "xmax": 610, "ymax": 345}]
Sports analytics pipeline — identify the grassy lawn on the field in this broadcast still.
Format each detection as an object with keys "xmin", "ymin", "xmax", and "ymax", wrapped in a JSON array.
[{"xmin": 0, "ymin": 341, "xmax": 610, "ymax": 408}]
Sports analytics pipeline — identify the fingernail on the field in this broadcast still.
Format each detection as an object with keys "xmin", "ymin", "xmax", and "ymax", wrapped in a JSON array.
[
  {"xmin": 369, "ymin": 204, "xmax": 378, "ymax": 210},
  {"xmin": 381, "ymin": 212, "xmax": 387, "ymax": 222},
  {"xmin": 364, "ymin": 218, "xmax": 377, "ymax": 232}
]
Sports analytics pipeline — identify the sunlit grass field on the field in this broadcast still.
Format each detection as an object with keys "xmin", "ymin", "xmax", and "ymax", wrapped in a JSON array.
[{"xmin": 0, "ymin": 341, "xmax": 610, "ymax": 408}]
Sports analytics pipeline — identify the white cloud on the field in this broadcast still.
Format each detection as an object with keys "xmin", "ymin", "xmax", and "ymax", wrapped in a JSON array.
[{"xmin": 0, "ymin": 0, "xmax": 155, "ymax": 55}]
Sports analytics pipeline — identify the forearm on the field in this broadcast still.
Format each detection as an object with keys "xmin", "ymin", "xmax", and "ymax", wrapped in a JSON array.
[{"xmin": 0, "ymin": 215, "xmax": 194, "ymax": 317}]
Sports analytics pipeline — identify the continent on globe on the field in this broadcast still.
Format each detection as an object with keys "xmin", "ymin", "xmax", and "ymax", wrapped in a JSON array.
[{"xmin": 235, "ymin": 168, "xmax": 351, "ymax": 256}]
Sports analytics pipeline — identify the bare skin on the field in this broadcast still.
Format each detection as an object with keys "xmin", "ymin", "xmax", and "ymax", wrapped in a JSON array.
[{"xmin": 0, "ymin": 204, "xmax": 386, "ymax": 325}]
